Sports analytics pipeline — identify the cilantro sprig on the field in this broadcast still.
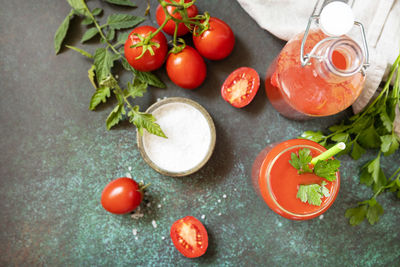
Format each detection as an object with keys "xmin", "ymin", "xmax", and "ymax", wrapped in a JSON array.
[
  {"xmin": 301, "ymin": 53, "xmax": 400, "ymax": 225},
  {"xmin": 289, "ymin": 148, "xmax": 341, "ymax": 181},
  {"xmin": 54, "ymin": 0, "xmax": 166, "ymax": 136},
  {"xmin": 297, "ymin": 181, "xmax": 330, "ymax": 206}
]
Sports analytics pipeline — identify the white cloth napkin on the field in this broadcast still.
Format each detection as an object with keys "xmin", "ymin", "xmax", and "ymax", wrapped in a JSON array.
[{"xmin": 237, "ymin": 0, "xmax": 400, "ymax": 134}]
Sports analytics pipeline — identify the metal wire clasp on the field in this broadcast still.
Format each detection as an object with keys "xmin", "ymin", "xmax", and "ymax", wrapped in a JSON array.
[{"xmin": 300, "ymin": 16, "xmax": 370, "ymax": 76}]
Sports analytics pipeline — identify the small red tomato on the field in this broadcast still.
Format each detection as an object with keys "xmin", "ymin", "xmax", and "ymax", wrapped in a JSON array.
[
  {"xmin": 193, "ymin": 17, "xmax": 235, "ymax": 60},
  {"xmin": 170, "ymin": 216, "xmax": 208, "ymax": 258},
  {"xmin": 166, "ymin": 46, "xmax": 206, "ymax": 89},
  {"xmin": 221, "ymin": 67, "xmax": 260, "ymax": 108},
  {"xmin": 101, "ymin": 177, "xmax": 143, "ymax": 214},
  {"xmin": 156, "ymin": 0, "xmax": 198, "ymax": 36},
  {"xmin": 124, "ymin": 25, "xmax": 168, "ymax": 72}
]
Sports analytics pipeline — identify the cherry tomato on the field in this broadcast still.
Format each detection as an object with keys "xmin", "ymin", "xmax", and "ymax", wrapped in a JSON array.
[
  {"xmin": 156, "ymin": 0, "xmax": 198, "ymax": 36},
  {"xmin": 170, "ymin": 216, "xmax": 208, "ymax": 258},
  {"xmin": 124, "ymin": 25, "xmax": 168, "ymax": 72},
  {"xmin": 101, "ymin": 177, "xmax": 142, "ymax": 214},
  {"xmin": 193, "ymin": 17, "xmax": 235, "ymax": 60},
  {"xmin": 221, "ymin": 67, "xmax": 260, "ymax": 108},
  {"xmin": 166, "ymin": 46, "xmax": 206, "ymax": 89}
]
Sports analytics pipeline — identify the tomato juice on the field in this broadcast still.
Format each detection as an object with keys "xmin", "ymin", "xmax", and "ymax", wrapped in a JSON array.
[
  {"xmin": 252, "ymin": 139, "xmax": 340, "ymax": 220},
  {"xmin": 265, "ymin": 30, "xmax": 365, "ymax": 120}
]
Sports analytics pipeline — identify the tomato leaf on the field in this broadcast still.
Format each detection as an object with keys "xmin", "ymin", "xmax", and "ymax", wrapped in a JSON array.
[
  {"xmin": 122, "ymin": 59, "xmax": 166, "ymax": 88},
  {"xmin": 313, "ymin": 159, "xmax": 340, "ymax": 181},
  {"xmin": 81, "ymin": 27, "xmax": 99, "ymax": 43},
  {"xmin": 81, "ymin": 17, "xmax": 93, "ymax": 25},
  {"xmin": 107, "ymin": 14, "xmax": 145, "ymax": 30},
  {"xmin": 124, "ymin": 80, "xmax": 147, "ymax": 98},
  {"xmin": 88, "ymin": 65, "xmax": 97, "ymax": 89},
  {"xmin": 104, "ymin": 0, "xmax": 137, "ymax": 7},
  {"xmin": 106, "ymin": 103, "xmax": 126, "ymax": 130},
  {"xmin": 92, "ymin": 8, "xmax": 103, "ymax": 16},
  {"xmin": 296, "ymin": 181, "xmax": 329, "ymax": 206},
  {"xmin": 67, "ymin": 0, "xmax": 89, "ymax": 16},
  {"xmin": 106, "ymin": 28, "xmax": 116, "ymax": 41},
  {"xmin": 128, "ymin": 107, "xmax": 166, "ymax": 138},
  {"xmin": 116, "ymin": 32, "xmax": 130, "ymax": 46},
  {"xmin": 54, "ymin": 10, "xmax": 74, "ymax": 54},
  {"xmin": 89, "ymin": 86, "xmax": 111, "ymax": 110},
  {"xmin": 93, "ymin": 48, "xmax": 118, "ymax": 84},
  {"xmin": 65, "ymin": 45, "xmax": 93, "ymax": 58}
]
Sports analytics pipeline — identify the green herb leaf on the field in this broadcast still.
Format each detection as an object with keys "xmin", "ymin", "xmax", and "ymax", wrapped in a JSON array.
[
  {"xmin": 81, "ymin": 27, "xmax": 99, "ymax": 43},
  {"xmin": 360, "ymin": 167, "xmax": 373, "ymax": 186},
  {"xmin": 313, "ymin": 159, "xmax": 340, "ymax": 181},
  {"xmin": 54, "ymin": 10, "xmax": 74, "ymax": 54},
  {"xmin": 358, "ymin": 123, "xmax": 381, "ymax": 148},
  {"xmin": 106, "ymin": 103, "xmax": 125, "ymax": 130},
  {"xmin": 105, "ymin": 0, "xmax": 137, "ymax": 7},
  {"xmin": 67, "ymin": 0, "xmax": 89, "ymax": 16},
  {"xmin": 93, "ymin": 48, "xmax": 117, "ymax": 84},
  {"xmin": 331, "ymin": 132, "xmax": 349, "ymax": 142},
  {"xmin": 345, "ymin": 204, "xmax": 367, "ymax": 226},
  {"xmin": 299, "ymin": 130, "xmax": 326, "ymax": 143},
  {"xmin": 89, "ymin": 86, "xmax": 111, "ymax": 110},
  {"xmin": 88, "ymin": 65, "xmax": 97, "ymax": 89},
  {"xmin": 350, "ymin": 141, "xmax": 366, "ymax": 160},
  {"xmin": 296, "ymin": 181, "xmax": 330, "ymax": 206},
  {"xmin": 289, "ymin": 148, "xmax": 313, "ymax": 174},
  {"xmin": 65, "ymin": 45, "xmax": 93, "ymax": 58},
  {"xmin": 128, "ymin": 107, "xmax": 166, "ymax": 138},
  {"xmin": 367, "ymin": 156, "xmax": 381, "ymax": 185},
  {"xmin": 107, "ymin": 14, "xmax": 145, "ymax": 30},
  {"xmin": 379, "ymin": 109, "xmax": 392, "ymax": 133},
  {"xmin": 380, "ymin": 134, "xmax": 399, "ymax": 156},
  {"xmin": 122, "ymin": 59, "xmax": 166, "ymax": 88},
  {"xmin": 365, "ymin": 198, "xmax": 384, "ymax": 225}
]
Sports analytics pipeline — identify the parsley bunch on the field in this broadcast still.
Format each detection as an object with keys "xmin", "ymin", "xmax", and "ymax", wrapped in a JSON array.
[
  {"xmin": 54, "ymin": 0, "xmax": 166, "ymax": 136},
  {"xmin": 301, "ymin": 53, "xmax": 400, "ymax": 225}
]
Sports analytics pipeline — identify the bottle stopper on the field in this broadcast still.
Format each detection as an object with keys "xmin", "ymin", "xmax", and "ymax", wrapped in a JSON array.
[{"xmin": 319, "ymin": 1, "xmax": 355, "ymax": 36}]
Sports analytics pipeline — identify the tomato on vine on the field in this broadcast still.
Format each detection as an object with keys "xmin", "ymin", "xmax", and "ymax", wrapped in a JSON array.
[
  {"xmin": 166, "ymin": 45, "xmax": 206, "ymax": 89},
  {"xmin": 124, "ymin": 25, "xmax": 168, "ymax": 72},
  {"xmin": 193, "ymin": 17, "xmax": 235, "ymax": 60},
  {"xmin": 156, "ymin": 0, "xmax": 198, "ymax": 36}
]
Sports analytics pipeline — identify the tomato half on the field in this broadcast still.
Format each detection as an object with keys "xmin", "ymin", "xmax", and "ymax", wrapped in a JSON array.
[
  {"xmin": 170, "ymin": 216, "xmax": 208, "ymax": 258},
  {"xmin": 221, "ymin": 67, "xmax": 260, "ymax": 108},
  {"xmin": 156, "ymin": 0, "xmax": 198, "ymax": 36},
  {"xmin": 193, "ymin": 17, "xmax": 235, "ymax": 60},
  {"xmin": 124, "ymin": 25, "xmax": 168, "ymax": 72},
  {"xmin": 166, "ymin": 46, "xmax": 206, "ymax": 89},
  {"xmin": 101, "ymin": 177, "xmax": 142, "ymax": 214}
]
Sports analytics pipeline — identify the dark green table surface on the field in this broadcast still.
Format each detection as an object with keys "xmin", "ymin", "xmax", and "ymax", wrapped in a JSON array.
[{"xmin": 1, "ymin": 0, "xmax": 399, "ymax": 266}]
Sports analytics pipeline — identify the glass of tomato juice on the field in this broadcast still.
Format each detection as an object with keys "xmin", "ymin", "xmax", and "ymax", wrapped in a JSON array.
[{"xmin": 252, "ymin": 139, "xmax": 340, "ymax": 220}]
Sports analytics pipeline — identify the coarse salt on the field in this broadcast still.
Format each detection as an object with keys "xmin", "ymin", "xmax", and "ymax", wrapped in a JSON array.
[
  {"xmin": 201, "ymin": 214, "xmax": 205, "ymax": 219},
  {"xmin": 125, "ymin": 172, "xmax": 132, "ymax": 178},
  {"xmin": 223, "ymin": 194, "xmax": 227, "ymax": 198},
  {"xmin": 132, "ymin": 229, "xmax": 137, "ymax": 236},
  {"xmin": 142, "ymin": 102, "xmax": 212, "ymax": 173},
  {"xmin": 152, "ymin": 220, "xmax": 158, "ymax": 228}
]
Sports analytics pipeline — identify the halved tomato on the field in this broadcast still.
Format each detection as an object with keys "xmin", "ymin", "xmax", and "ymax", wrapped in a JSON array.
[
  {"xmin": 221, "ymin": 67, "xmax": 260, "ymax": 108},
  {"xmin": 170, "ymin": 216, "xmax": 208, "ymax": 258}
]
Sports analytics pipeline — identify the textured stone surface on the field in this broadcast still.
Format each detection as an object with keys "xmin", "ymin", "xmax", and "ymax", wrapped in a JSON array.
[{"xmin": 0, "ymin": 0, "xmax": 399, "ymax": 266}]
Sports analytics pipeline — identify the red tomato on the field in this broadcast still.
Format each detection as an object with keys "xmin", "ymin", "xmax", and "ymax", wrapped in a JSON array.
[
  {"xmin": 124, "ymin": 26, "xmax": 168, "ymax": 72},
  {"xmin": 193, "ymin": 17, "xmax": 235, "ymax": 60},
  {"xmin": 156, "ymin": 0, "xmax": 198, "ymax": 36},
  {"xmin": 221, "ymin": 67, "xmax": 260, "ymax": 108},
  {"xmin": 170, "ymin": 216, "xmax": 208, "ymax": 258},
  {"xmin": 166, "ymin": 46, "xmax": 206, "ymax": 89},
  {"xmin": 101, "ymin": 177, "xmax": 142, "ymax": 214}
]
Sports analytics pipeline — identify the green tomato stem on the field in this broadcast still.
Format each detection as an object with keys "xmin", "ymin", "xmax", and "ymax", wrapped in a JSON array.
[{"xmin": 311, "ymin": 142, "xmax": 346, "ymax": 165}]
